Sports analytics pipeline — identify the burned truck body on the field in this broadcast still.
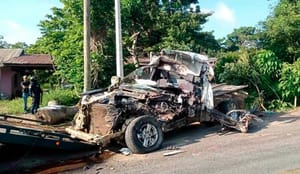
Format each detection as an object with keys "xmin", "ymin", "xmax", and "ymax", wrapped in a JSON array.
[{"xmin": 67, "ymin": 50, "xmax": 259, "ymax": 153}]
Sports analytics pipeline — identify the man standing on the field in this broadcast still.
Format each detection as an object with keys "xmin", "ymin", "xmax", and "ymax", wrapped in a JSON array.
[
  {"xmin": 21, "ymin": 75, "xmax": 30, "ymax": 112},
  {"xmin": 30, "ymin": 76, "xmax": 43, "ymax": 114}
]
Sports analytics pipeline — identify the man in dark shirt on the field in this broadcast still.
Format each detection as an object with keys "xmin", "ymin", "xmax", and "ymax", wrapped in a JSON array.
[
  {"xmin": 21, "ymin": 75, "xmax": 30, "ymax": 112},
  {"xmin": 29, "ymin": 76, "xmax": 43, "ymax": 114}
]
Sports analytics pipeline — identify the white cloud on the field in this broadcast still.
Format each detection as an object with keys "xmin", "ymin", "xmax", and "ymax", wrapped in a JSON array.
[
  {"xmin": 213, "ymin": 2, "xmax": 236, "ymax": 25},
  {"xmin": 3, "ymin": 20, "xmax": 22, "ymax": 30},
  {"xmin": 201, "ymin": 8, "xmax": 213, "ymax": 14},
  {"xmin": 0, "ymin": 19, "xmax": 40, "ymax": 44}
]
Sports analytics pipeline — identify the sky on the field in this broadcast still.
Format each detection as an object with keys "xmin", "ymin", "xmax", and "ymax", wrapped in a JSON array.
[
  {"xmin": 0, "ymin": 0, "xmax": 62, "ymax": 44},
  {"xmin": 0, "ymin": 0, "xmax": 279, "ymax": 45},
  {"xmin": 199, "ymin": 0, "xmax": 278, "ymax": 39}
]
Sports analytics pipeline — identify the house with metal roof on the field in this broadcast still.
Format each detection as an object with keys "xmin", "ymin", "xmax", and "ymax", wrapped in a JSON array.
[{"xmin": 0, "ymin": 49, "xmax": 53, "ymax": 99}]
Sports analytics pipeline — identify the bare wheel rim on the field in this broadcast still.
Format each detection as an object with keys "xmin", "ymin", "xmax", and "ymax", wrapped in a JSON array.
[{"xmin": 137, "ymin": 123, "xmax": 159, "ymax": 148}]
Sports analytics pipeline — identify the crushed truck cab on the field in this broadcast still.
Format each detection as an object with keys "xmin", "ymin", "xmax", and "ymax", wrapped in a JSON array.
[{"xmin": 66, "ymin": 50, "xmax": 261, "ymax": 154}]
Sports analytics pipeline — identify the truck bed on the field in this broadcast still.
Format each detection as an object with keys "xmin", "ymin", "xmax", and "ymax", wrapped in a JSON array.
[{"xmin": 212, "ymin": 84, "xmax": 248, "ymax": 96}]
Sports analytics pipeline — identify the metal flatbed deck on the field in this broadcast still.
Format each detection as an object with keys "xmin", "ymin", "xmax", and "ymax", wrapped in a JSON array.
[{"xmin": 0, "ymin": 114, "xmax": 98, "ymax": 151}]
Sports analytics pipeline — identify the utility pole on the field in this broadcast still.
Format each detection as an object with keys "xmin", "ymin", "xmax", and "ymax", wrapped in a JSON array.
[
  {"xmin": 115, "ymin": 0, "xmax": 124, "ymax": 78},
  {"xmin": 83, "ymin": 0, "xmax": 91, "ymax": 92}
]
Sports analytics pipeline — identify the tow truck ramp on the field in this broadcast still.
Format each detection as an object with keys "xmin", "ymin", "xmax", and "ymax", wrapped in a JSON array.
[{"xmin": 0, "ymin": 114, "xmax": 98, "ymax": 151}]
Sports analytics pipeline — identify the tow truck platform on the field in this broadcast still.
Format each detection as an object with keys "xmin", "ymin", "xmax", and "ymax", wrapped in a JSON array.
[{"xmin": 0, "ymin": 114, "xmax": 98, "ymax": 151}]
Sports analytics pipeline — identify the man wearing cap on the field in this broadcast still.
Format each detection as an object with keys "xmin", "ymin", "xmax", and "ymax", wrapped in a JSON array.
[{"xmin": 21, "ymin": 75, "xmax": 30, "ymax": 112}]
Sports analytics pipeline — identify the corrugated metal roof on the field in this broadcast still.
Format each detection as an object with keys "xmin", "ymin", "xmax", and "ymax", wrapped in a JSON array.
[
  {"xmin": 0, "ymin": 49, "xmax": 24, "ymax": 63},
  {"xmin": 4, "ymin": 54, "xmax": 53, "ymax": 65}
]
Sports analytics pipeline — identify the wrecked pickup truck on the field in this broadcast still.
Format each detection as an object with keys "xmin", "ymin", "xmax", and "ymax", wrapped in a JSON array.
[{"xmin": 66, "ymin": 50, "xmax": 260, "ymax": 154}]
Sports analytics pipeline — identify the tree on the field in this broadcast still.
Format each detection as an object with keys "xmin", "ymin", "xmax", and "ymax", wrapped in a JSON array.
[
  {"xmin": 27, "ymin": 0, "xmax": 116, "ymax": 90},
  {"xmin": 157, "ymin": 1, "xmax": 219, "ymax": 54},
  {"xmin": 121, "ymin": 0, "xmax": 220, "ymax": 67},
  {"xmin": 10, "ymin": 42, "xmax": 28, "ymax": 49},
  {"xmin": 0, "ymin": 36, "xmax": 27, "ymax": 49},
  {"xmin": 220, "ymin": 26, "xmax": 259, "ymax": 52},
  {"xmin": 216, "ymin": 49, "xmax": 283, "ymax": 110},
  {"xmin": 279, "ymin": 59, "xmax": 300, "ymax": 105},
  {"xmin": 262, "ymin": 0, "xmax": 300, "ymax": 63},
  {"xmin": 0, "ymin": 35, "xmax": 8, "ymax": 48},
  {"xmin": 215, "ymin": 0, "xmax": 300, "ymax": 110},
  {"xmin": 121, "ymin": 0, "xmax": 161, "ymax": 66},
  {"xmin": 28, "ymin": 0, "xmax": 219, "ymax": 91}
]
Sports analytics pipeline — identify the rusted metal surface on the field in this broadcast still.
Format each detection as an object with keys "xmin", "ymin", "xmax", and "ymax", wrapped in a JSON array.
[
  {"xmin": 89, "ymin": 104, "xmax": 113, "ymax": 135},
  {"xmin": 0, "ymin": 48, "xmax": 23, "ymax": 63},
  {"xmin": 0, "ymin": 114, "xmax": 48, "ymax": 125},
  {"xmin": 0, "ymin": 115, "xmax": 66, "ymax": 132}
]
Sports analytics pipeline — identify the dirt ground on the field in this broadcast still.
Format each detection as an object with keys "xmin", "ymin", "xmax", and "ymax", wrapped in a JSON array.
[{"xmin": 65, "ymin": 107, "xmax": 300, "ymax": 174}]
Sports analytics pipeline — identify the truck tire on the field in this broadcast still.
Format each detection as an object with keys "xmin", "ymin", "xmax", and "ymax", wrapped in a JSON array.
[{"xmin": 125, "ymin": 116, "xmax": 163, "ymax": 154}]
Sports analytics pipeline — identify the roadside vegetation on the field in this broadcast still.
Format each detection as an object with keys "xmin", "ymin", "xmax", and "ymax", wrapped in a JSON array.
[
  {"xmin": 0, "ymin": 89, "xmax": 79, "ymax": 114},
  {"xmin": 0, "ymin": 0, "xmax": 299, "ymax": 113}
]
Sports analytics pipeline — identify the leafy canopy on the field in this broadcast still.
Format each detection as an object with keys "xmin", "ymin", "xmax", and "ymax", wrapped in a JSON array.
[{"xmin": 28, "ymin": 0, "xmax": 219, "ymax": 91}]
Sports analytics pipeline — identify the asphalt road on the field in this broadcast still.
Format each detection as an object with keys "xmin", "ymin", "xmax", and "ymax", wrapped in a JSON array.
[{"xmin": 68, "ymin": 108, "xmax": 300, "ymax": 174}]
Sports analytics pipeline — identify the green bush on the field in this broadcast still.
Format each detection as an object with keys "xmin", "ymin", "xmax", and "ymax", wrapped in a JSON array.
[
  {"xmin": 279, "ymin": 59, "xmax": 300, "ymax": 103},
  {"xmin": 215, "ymin": 51, "xmax": 239, "ymax": 83},
  {"xmin": 42, "ymin": 89, "xmax": 80, "ymax": 106},
  {"xmin": 268, "ymin": 99, "xmax": 293, "ymax": 112}
]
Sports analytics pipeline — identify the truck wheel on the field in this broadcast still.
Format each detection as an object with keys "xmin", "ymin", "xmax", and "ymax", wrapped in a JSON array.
[{"xmin": 125, "ymin": 116, "xmax": 163, "ymax": 154}]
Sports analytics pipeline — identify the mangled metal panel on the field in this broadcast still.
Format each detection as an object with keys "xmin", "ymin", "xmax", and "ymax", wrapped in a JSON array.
[
  {"xmin": 150, "ymin": 50, "xmax": 211, "ymax": 77},
  {"xmin": 163, "ymin": 50, "xmax": 210, "ymax": 76}
]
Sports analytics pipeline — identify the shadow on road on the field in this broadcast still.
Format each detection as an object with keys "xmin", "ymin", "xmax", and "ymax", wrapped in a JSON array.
[
  {"xmin": 248, "ymin": 110, "xmax": 300, "ymax": 133},
  {"xmin": 161, "ymin": 108, "xmax": 300, "ymax": 150},
  {"xmin": 0, "ymin": 144, "xmax": 100, "ymax": 174},
  {"xmin": 162, "ymin": 123, "xmax": 221, "ymax": 149}
]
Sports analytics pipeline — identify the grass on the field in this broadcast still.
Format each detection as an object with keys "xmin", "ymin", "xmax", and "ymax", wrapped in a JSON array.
[
  {"xmin": 0, "ymin": 98, "xmax": 28, "ymax": 114},
  {"xmin": 0, "ymin": 89, "xmax": 80, "ymax": 115}
]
